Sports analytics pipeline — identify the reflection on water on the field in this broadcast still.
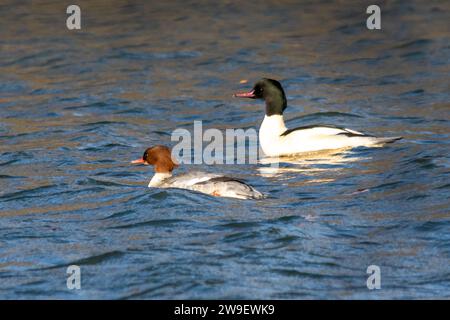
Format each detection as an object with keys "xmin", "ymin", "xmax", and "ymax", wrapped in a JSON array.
[
  {"xmin": 258, "ymin": 148, "xmax": 367, "ymax": 178},
  {"xmin": 0, "ymin": 0, "xmax": 449, "ymax": 299}
]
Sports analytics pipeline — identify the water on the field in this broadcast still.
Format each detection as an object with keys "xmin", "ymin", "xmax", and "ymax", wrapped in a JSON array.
[{"xmin": 0, "ymin": 0, "xmax": 449, "ymax": 299}]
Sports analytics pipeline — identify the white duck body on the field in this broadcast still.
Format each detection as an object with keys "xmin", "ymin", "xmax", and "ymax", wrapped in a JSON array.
[
  {"xmin": 259, "ymin": 115, "xmax": 401, "ymax": 157},
  {"xmin": 149, "ymin": 171, "xmax": 264, "ymax": 200}
]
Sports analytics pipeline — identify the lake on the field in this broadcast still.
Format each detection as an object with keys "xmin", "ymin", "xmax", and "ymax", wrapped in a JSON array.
[{"xmin": 0, "ymin": 0, "xmax": 449, "ymax": 299}]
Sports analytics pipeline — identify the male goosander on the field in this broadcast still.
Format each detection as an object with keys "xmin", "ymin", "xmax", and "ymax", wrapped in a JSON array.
[
  {"xmin": 131, "ymin": 145, "xmax": 264, "ymax": 200},
  {"xmin": 234, "ymin": 78, "xmax": 402, "ymax": 157}
]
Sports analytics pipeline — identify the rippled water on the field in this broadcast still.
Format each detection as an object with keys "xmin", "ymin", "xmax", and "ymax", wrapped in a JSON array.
[{"xmin": 0, "ymin": 0, "xmax": 449, "ymax": 299}]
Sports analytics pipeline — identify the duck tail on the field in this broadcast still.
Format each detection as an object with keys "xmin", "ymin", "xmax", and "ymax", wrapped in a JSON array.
[{"xmin": 374, "ymin": 136, "xmax": 403, "ymax": 144}]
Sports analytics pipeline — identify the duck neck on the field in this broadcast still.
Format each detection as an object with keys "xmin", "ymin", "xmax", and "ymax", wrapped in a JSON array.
[
  {"xmin": 264, "ymin": 92, "xmax": 287, "ymax": 116},
  {"xmin": 148, "ymin": 172, "xmax": 172, "ymax": 187},
  {"xmin": 260, "ymin": 114, "xmax": 287, "ymax": 136}
]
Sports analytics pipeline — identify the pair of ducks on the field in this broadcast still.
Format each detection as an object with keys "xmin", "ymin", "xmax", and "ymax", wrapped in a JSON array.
[{"xmin": 132, "ymin": 79, "xmax": 401, "ymax": 199}]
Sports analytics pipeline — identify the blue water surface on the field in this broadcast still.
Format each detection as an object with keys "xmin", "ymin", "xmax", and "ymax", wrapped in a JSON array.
[{"xmin": 0, "ymin": 0, "xmax": 449, "ymax": 299}]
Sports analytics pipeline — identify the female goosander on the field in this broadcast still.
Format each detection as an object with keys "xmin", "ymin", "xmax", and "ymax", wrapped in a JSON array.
[
  {"xmin": 234, "ymin": 78, "xmax": 402, "ymax": 157},
  {"xmin": 131, "ymin": 145, "xmax": 264, "ymax": 200}
]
